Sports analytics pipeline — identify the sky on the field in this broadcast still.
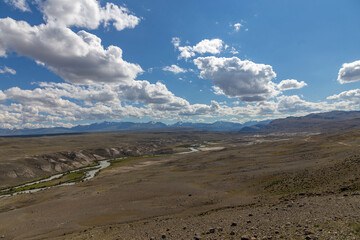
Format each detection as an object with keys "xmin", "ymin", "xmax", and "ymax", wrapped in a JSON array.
[{"xmin": 0, "ymin": 0, "xmax": 360, "ymax": 129}]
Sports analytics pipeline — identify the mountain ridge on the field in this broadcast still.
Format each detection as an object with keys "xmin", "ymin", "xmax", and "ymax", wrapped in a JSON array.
[{"xmin": 2, "ymin": 110, "xmax": 360, "ymax": 136}]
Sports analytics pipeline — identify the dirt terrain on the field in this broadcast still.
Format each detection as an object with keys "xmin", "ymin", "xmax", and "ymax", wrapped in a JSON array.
[{"xmin": 1, "ymin": 129, "xmax": 360, "ymax": 239}]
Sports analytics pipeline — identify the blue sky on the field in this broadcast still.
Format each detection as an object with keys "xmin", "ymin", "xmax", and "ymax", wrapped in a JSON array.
[{"xmin": 0, "ymin": 0, "xmax": 360, "ymax": 129}]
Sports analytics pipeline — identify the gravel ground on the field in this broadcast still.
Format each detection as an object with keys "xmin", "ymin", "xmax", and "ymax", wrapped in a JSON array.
[{"xmin": 56, "ymin": 192, "xmax": 360, "ymax": 240}]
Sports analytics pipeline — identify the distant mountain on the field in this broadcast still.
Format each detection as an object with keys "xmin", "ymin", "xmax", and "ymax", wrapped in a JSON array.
[
  {"xmin": 259, "ymin": 111, "xmax": 360, "ymax": 133},
  {"xmin": 0, "ymin": 120, "xmax": 262, "ymax": 136},
  {"xmin": 171, "ymin": 121, "xmax": 244, "ymax": 131},
  {"xmin": 2, "ymin": 110, "xmax": 360, "ymax": 137},
  {"xmin": 71, "ymin": 121, "xmax": 167, "ymax": 132}
]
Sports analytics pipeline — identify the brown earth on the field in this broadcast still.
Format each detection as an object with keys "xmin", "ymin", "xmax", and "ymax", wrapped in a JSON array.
[{"xmin": 0, "ymin": 129, "xmax": 360, "ymax": 239}]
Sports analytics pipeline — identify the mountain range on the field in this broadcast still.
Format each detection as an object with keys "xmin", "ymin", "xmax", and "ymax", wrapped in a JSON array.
[{"xmin": 1, "ymin": 110, "xmax": 360, "ymax": 136}]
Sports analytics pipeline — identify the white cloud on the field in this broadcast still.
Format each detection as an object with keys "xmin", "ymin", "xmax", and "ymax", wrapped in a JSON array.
[
  {"xmin": 117, "ymin": 80, "xmax": 189, "ymax": 107},
  {"xmin": 0, "ymin": 83, "xmax": 150, "ymax": 127},
  {"xmin": 0, "ymin": 18, "xmax": 143, "ymax": 84},
  {"xmin": 171, "ymin": 37, "xmax": 181, "ymax": 48},
  {"xmin": 230, "ymin": 47, "xmax": 239, "ymax": 55},
  {"xmin": 0, "ymin": 66, "xmax": 16, "ymax": 74},
  {"xmin": 212, "ymin": 86, "xmax": 225, "ymax": 95},
  {"xmin": 277, "ymin": 95, "xmax": 321, "ymax": 113},
  {"xmin": 37, "ymin": 0, "xmax": 140, "ymax": 31},
  {"xmin": 179, "ymin": 101, "xmax": 220, "ymax": 116},
  {"xmin": 178, "ymin": 46, "xmax": 196, "ymax": 59},
  {"xmin": 162, "ymin": 64, "xmax": 187, "ymax": 74},
  {"xmin": 194, "ymin": 56, "xmax": 279, "ymax": 102},
  {"xmin": 4, "ymin": 0, "xmax": 30, "ymax": 12},
  {"xmin": 0, "ymin": 90, "xmax": 6, "ymax": 102},
  {"xmin": 233, "ymin": 23, "xmax": 243, "ymax": 32},
  {"xmin": 338, "ymin": 60, "xmax": 360, "ymax": 84},
  {"xmin": 278, "ymin": 79, "xmax": 307, "ymax": 90},
  {"xmin": 0, "ymin": 79, "xmax": 232, "ymax": 128},
  {"xmin": 0, "ymin": 79, "xmax": 357, "ymax": 129},
  {"xmin": 327, "ymin": 89, "xmax": 360, "ymax": 103},
  {"xmin": 175, "ymin": 39, "xmax": 224, "ymax": 60},
  {"xmin": 192, "ymin": 39, "xmax": 223, "ymax": 54}
]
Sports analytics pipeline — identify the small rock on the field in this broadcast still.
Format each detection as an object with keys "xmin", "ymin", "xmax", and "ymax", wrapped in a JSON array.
[
  {"xmin": 161, "ymin": 234, "xmax": 166, "ymax": 239},
  {"xmin": 209, "ymin": 228, "xmax": 215, "ymax": 233},
  {"xmin": 249, "ymin": 213, "xmax": 253, "ymax": 216},
  {"xmin": 183, "ymin": 226, "xmax": 187, "ymax": 230},
  {"xmin": 231, "ymin": 222, "xmax": 237, "ymax": 227},
  {"xmin": 194, "ymin": 237, "xmax": 201, "ymax": 240},
  {"xmin": 241, "ymin": 235, "xmax": 251, "ymax": 240},
  {"xmin": 247, "ymin": 220, "xmax": 252, "ymax": 224}
]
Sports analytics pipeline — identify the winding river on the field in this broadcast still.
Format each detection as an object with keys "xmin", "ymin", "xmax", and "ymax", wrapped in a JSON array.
[{"xmin": 0, "ymin": 159, "xmax": 112, "ymax": 198}]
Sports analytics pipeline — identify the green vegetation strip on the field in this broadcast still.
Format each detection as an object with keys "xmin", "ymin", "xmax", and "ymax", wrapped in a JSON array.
[
  {"xmin": 2, "ymin": 171, "xmax": 87, "ymax": 195},
  {"xmin": 0, "ymin": 161, "xmax": 103, "ymax": 196}
]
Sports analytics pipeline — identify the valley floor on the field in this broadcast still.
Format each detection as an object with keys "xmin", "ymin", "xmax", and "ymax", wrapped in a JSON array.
[{"xmin": 1, "ymin": 130, "xmax": 360, "ymax": 239}]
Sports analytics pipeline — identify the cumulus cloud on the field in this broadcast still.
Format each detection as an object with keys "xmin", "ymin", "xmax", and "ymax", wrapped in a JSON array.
[
  {"xmin": 0, "ymin": 18, "xmax": 143, "ymax": 84},
  {"xmin": 0, "ymin": 83, "xmax": 149, "ymax": 128},
  {"xmin": 162, "ymin": 64, "xmax": 187, "ymax": 74},
  {"xmin": 0, "ymin": 66, "xmax": 16, "ymax": 74},
  {"xmin": 36, "ymin": 0, "xmax": 140, "ymax": 31},
  {"xmin": 117, "ymin": 80, "xmax": 189, "ymax": 106},
  {"xmin": 233, "ymin": 23, "xmax": 243, "ymax": 32},
  {"xmin": 0, "ymin": 81, "xmax": 228, "ymax": 128},
  {"xmin": 277, "ymin": 79, "xmax": 307, "ymax": 90},
  {"xmin": 194, "ymin": 56, "xmax": 278, "ymax": 102},
  {"xmin": 338, "ymin": 60, "xmax": 360, "ymax": 84},
  {"xmin": 4, "ymin": 0, "xmax": 140, "ymax": 30},
  {"xmin": 175, "ymin": 38, "xmax": 224, "ymax": 60},
  {"xmin": 192, "ymin": 39, "xmax": 223, "ymax": 54},
  {"xmin": 327, "ymin": 89, "xmax": 360, "ymax": 103},
  {"xmin": 277, "ymin": 95, "xmax": 322, "ymax": 113},
  {"xmin": 4, "ymin": 0, "xmax": 30, "ymax": 12}
]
